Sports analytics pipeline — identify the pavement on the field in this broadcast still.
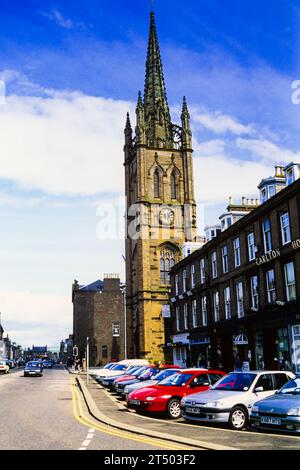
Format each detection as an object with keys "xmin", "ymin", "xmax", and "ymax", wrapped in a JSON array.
[{"xmin": 82, "ymin": 375, "xmax": 300, "ymax": 450}]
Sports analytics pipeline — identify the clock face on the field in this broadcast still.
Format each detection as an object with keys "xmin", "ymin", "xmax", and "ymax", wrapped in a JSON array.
[{"xmin": 159, "ymin": 208, "xmax": 174, "ymax": 225}]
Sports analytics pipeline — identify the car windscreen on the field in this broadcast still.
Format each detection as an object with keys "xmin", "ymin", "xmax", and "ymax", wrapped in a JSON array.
[
  {"xmin": 154, "ymin": 370, "xmax": 180, "ymax": 381},
  {"xmin": 212, "ymin": 373, "xmax": 256, "ymax": 391},
  {"xmin": 27, "ymin": 362, "xmax": 40, "ymax": 368},
  {"xmin": 157, "ymin": 373, "xmax": 193, "ymax": 387},
  {"xmin": 139, "ymin": 368, "xmax": 158, "ymax": 379},
  {"xmin": 279, "ymin": 378, "xmax": 300, "ymax": 394},
  {"xmin": 112, "ymin": 364, "xmax": 126, "ymax": 371}
]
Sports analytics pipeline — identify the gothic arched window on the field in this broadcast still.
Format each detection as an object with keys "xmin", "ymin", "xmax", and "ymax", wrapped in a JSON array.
[
  {"xmin": 171, "ymin": 171, "xmax": 177, "ymax": 200},
  {"xmin": 160, "ymin": 248, "xmax": 176, "ymax": 285},
  {"xmin": 154, "ymin": 169, "xmax": 160, "ymax": 198}
]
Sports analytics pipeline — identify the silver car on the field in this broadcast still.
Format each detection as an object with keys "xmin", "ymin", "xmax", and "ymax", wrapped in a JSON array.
[
  {"xmin": 251, "ymin": 376, "xmax": 300, "ymax": 433},
  {"xmin": 181, "ymin": 370, "xmax": 295, "ymax": 430}
]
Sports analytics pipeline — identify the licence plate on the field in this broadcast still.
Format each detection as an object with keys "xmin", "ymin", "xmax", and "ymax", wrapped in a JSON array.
[
  {"xmin": 130, "ymin": 400, "xmax": 140, "ymax": 405},
  {"xmin": 29, "ymin": 371, "xmax": 36, "ymax": 374},
  {"xmin": 186, "ymin": 407, "xmax": 201, "ymax": 414},
  {"xmin": 102, "ymin": 381, "xmax": 109, "ymax": 385},
  {"xmin": 261, "ymin": 416, "xmax": 281, "ymax": 425}
]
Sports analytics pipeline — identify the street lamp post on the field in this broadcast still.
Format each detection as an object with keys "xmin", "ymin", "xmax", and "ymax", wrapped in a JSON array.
[
  {"xmin": 120, "ymin": 284, "xmax": 127, "ymax": 360},
  {"xmin": 86, "ymin": 336, "xmax": 89, "ymax": 384}
]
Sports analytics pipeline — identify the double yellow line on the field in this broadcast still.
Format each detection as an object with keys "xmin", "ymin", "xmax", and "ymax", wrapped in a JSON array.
[{"xmin": 71, "ymin": 378, "xmax": 192, "ymax": 450}]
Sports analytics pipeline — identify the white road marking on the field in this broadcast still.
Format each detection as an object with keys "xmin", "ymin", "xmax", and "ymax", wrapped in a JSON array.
[{"xmin": 78, "ymin": 427, "xmax": 95, "ymax": 450}]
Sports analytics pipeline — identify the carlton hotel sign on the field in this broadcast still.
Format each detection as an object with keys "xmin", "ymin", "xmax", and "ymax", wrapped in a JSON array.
[{"xmin": 256, "ymin": 238, "xmax": 300, "ymax": 266}]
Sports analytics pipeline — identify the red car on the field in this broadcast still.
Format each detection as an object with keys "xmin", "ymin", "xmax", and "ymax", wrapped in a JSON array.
[{"xmin": 127, "ymin": 369, "xmax": 226, "ymax": 419}]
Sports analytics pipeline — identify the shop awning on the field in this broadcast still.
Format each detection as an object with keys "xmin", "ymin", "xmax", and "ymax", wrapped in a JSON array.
[{"xmin": 234, "ymin": 334, "xmax": 248, "ymax": 345}]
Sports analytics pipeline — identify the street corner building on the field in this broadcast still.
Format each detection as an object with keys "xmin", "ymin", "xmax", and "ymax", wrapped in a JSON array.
[
  {"xmin": 169, "ymin": 163, "xmax": 300, "ymax": 373},
  {"xmin": 72, "ymin": 275, "xmax": 126, "ymax": 366},
  {"xmin": 124, "ymin": 12, "xmax": 201, "ymax": 363}
]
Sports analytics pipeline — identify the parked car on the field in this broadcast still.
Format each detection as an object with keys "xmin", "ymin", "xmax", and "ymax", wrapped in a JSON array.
[
  {"xmin": 89, "ymin": 362, "xmax": 117, "ymax": 377},
  {"xmin": 250, "ymin": 375, "xmax": 300, "ymax": 433},
  {"xmin": 99, "ymin": 366, "xmax": 143, "ymax": 388},
  {"xmin": 95, "ymin": 361, "xmax": 149, "ymax": 381},
  {"xmin": 180, "ymin": 370, "xmax": 295, "ymax": 430},
  {"xmin": 24, "ymin": 361, "xmax": 43, "ymax": 377},
  {"xmin": 124, "ymin": 368, "xmax": 181, "ymax": 399},
  {"xmin": 0, "ymin": 360, "xmax": 10, "ymax": 374},
  {"xmin": 127, "ymin": 369, "xmax": 226, "ymax": 419},
  {"xmin": 114, "ymin": 366, "xmax": 159, "ymax": 396}
]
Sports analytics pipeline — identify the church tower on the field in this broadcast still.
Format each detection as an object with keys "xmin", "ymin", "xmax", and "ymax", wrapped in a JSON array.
[{"xmin": 124, "ymin": 11, "xmax": 197, "ymax": 361}]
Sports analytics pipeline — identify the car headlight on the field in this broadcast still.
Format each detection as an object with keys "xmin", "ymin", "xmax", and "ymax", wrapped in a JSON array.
[
  {"xmin": 145, "ymin": 396, "xmax": 155, "ymax": 402},
  {"xmin": 287, "ymin": 408, "xmax": 300, "ymax": 416},
  {"xmin": 252, "ymin": 405, "xmax": 259, "ymax": 413},
  {"xmin": 124, "ymin": 387, "xmax": 129, "ymax": 393},
  {"xmin": 203, "ymin": 401, "xmax": 225, "ymax": 408}
]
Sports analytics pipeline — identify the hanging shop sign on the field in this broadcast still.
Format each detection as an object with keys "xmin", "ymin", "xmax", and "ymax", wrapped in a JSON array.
[{"xmin": 162, "ymin": 305, "xmax": 171, "ymax": 318}]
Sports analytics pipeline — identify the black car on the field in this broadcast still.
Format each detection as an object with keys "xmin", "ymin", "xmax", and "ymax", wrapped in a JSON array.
[{"xmin": 24, "ymin": 361, "xmax": 43, "ymax": 377}]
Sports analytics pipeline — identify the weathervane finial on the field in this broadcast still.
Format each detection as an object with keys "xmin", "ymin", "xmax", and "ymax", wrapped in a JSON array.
[{"xmin": 150, "ymin": 0, "xmax": 154, "ymax": 11}]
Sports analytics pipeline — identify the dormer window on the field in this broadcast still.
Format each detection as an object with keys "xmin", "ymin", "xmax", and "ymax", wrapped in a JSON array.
[
  {"xmin": 286, "ymin": 167, "xmax": 294, "ymax": 186},
  {"xmin": 260, "ymin": 184, "xmax": 276, "ymax": 203}
]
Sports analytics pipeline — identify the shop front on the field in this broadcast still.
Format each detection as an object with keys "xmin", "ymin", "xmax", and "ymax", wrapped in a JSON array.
[
  {"xmin": 171, "ymin": 333, "xmax": 190, "ymax": 368},
  {"xmin": 189, "ymin": 334, "xmax": 211, "ymax": 369}
]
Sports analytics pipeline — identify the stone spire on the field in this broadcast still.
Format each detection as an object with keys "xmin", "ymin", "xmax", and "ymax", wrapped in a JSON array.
[
  {"xmin": 181, "ymin": 96, "xmax": 192, "ymax": 148},
  {"xmin": 124, "ymin": 112, "xmax": 132, "ymax": 147},
  {"xmin": 143, "ymin": 11, "xmax": 173, "ymax": 148}
]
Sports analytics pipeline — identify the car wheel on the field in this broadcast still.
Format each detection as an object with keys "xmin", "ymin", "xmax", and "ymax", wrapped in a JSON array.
[
  {"xmin": 166, "ymin": 398, "xmax": 181, "ymax": 419},
  {"xmin": 229, "ymin": 406, "xmax": 248, "ymax": 430}
]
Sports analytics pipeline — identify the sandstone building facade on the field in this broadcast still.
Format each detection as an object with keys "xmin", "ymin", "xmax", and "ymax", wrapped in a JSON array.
[{"xmin": 72, "ymin": 275, "xmax": 125, "ymax": 366}]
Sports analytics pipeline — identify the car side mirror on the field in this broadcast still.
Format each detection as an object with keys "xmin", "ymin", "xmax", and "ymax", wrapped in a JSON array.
[{"xmin": 254, "ymin": 386, "xmax": 264, "ymax": 393}]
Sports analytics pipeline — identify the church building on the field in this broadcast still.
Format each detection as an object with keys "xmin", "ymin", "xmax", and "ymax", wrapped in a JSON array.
[{"xmin": 124, "ymin": 11, "xmax": 198, "ymax": 362}]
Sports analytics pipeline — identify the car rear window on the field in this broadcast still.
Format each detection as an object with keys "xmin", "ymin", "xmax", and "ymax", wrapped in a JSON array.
[
  {"xmin": 209, "ymin": 373, "xmax": 224, "ymax": 385},
  {"xmin": 273, "ymin": 373, "xmax": 291, "ymax": 390}
]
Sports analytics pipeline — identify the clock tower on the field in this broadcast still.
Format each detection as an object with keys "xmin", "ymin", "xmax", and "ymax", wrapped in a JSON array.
[{"xmin": 124, "ymin": 11, "xmax": 197, "ymax": 361}]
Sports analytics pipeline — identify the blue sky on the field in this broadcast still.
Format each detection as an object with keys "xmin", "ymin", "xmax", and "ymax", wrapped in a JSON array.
[{"xmin": 0, "ymin": 0, "xmax": 300, "ymax": 348}]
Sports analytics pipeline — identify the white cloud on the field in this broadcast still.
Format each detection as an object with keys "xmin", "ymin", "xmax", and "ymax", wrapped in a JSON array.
[
  {"xmin": 236, "ymin": 138, "xmax": 300, "ymax": 164},
  {"xmin": 41, "ymin": 10, "xmax": 73, "ymax": 29},
  {"xmin": 0, "ymin": 91, "xmax": 133, "ymax": 195},
  {"xmin": 194, "ymin": 155, "xmax": 269, "ymax": 206},
  {"xmin": 0, "ymin": 291, "xmax": 70, "ymax": 347},
  {"xmin": 192, "ymin": 110, "xmax": 253, "ymax": 135}
]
